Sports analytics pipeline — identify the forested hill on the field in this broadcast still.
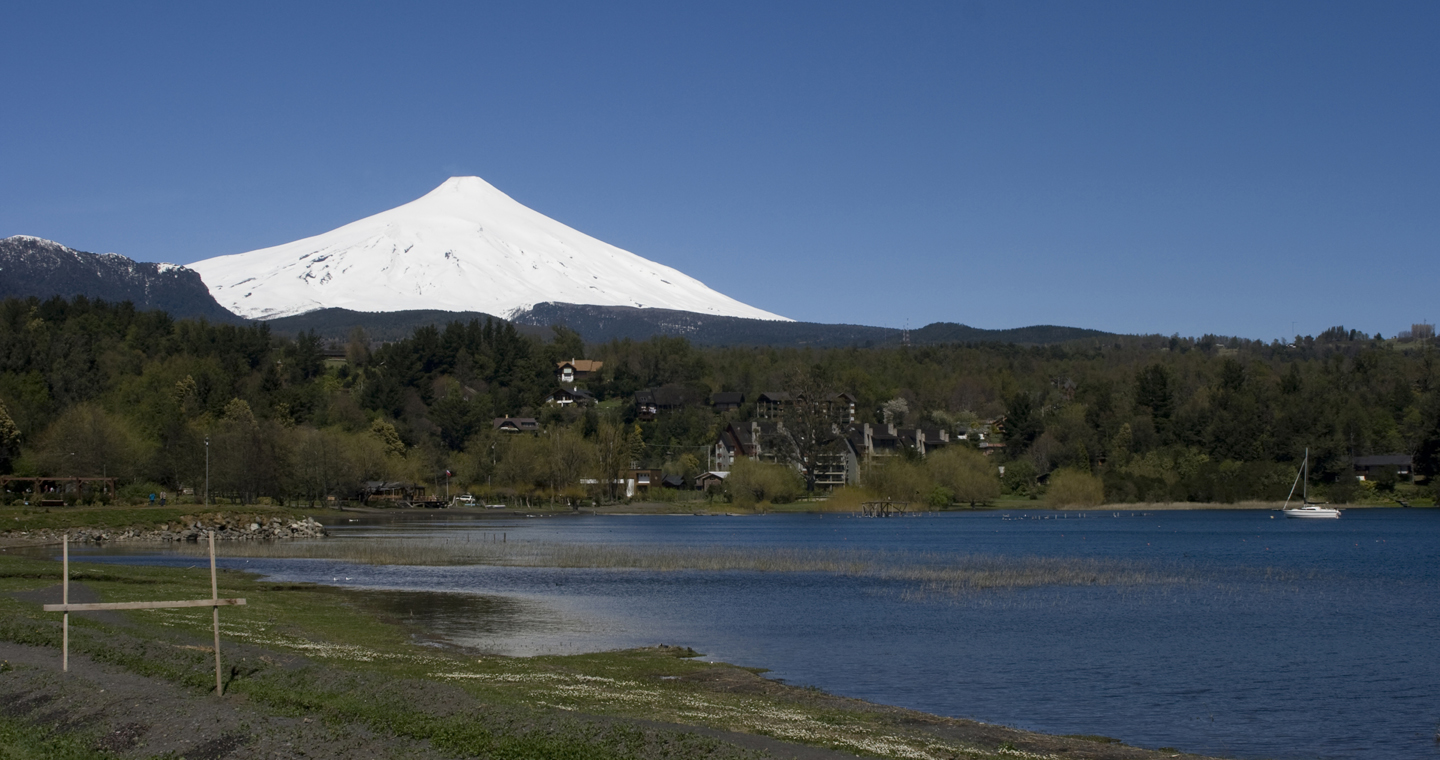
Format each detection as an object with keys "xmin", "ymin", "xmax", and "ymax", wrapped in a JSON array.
[
  {"xmin": 509, "ymin": 302, "xmax": 1115, "ymax": 347},
  {"xmin": 1, "ymin": 295, "xmax": 1436, "ymax": 508},
  {"xmin": 265, "ymin": 308, "xmax": 548, "ymax": 342},
  {"xmin": 266, "ymin": 304, "xmax": 1113, "ymax": 347},
  {"xmin": 910, "ymin": 322, "xmax": 1113, "ymax": 345},
  {"xmin": 0, "ymin": 236, "xmax": 241, "ymax": 323}
]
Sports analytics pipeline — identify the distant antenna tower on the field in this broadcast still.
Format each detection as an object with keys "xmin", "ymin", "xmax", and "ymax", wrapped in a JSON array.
[{"xmin": 901, "ymin": 319, "xmax": 911, "ymax": 347}]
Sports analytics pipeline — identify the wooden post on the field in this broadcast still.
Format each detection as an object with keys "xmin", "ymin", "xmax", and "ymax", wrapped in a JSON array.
[
  {"xmin": 209, "ymin": 531, "xmax": 223, "ymax": 696},
  {"xmin": 45, "ymin": 537, "xmax": 244, "ymax": 685},
  {"xmin": 62, "ymin": 534, "xmax": 68, "ymax": 672}
]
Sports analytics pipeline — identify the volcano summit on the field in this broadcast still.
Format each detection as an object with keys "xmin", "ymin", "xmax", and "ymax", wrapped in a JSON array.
[{"xmin": 190, "ymin": 177, "xmax": 788, "ymax": 322}]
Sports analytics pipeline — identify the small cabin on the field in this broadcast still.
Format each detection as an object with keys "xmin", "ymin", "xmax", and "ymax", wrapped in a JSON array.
[
  {"xmin": 556, "ymin": 359, "xmax": 603, "ymax": 384},
  {"xmin": 545, "ymin": 387, "xmax": 596, "ymax": 406},
  {"xmin": 493, "ymin": 416, "xmax": 540, "ymax": 433}
]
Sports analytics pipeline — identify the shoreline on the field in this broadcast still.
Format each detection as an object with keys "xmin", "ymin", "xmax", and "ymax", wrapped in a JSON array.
[
  {"xmin": 441, "ymin": 499, "xmax": 1420, "ymax": 515},
  {"xmin": 2, "ymin": 499, "xmax": 1426, "ymax": 548},
  {"xmin": 0, "ymin": 551, "xmax": 1219, "ymax": 760}
]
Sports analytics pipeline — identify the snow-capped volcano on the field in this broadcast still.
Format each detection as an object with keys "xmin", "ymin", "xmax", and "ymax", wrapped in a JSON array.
[{"xmin": 189, "ymin": 177, "xmax": 789, "ymax": 322}]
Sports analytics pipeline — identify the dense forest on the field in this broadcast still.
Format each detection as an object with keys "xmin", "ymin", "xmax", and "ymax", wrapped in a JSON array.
[{"xmin": 1, "ymin": 295, "xmax": 1437, "ymax": 507}]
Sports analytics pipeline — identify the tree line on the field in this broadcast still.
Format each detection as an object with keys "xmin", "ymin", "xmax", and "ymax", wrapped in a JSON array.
[{"xmin": 1, "ymin": 295, "xmax": 1437, "ymax": 506}]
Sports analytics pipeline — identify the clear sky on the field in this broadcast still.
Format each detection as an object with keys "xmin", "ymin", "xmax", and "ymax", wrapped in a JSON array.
[{"xmin": 2, "ymin": 1, "xmax": 1436, "ymax": 339}]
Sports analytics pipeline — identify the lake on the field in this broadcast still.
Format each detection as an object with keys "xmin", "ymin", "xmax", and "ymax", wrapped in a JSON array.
[{"xmin": 76, "ymin": 508, "xmax": 1440, "ymax": 759}]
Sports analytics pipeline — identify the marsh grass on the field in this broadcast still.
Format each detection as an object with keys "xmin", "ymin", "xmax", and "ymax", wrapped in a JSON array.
[{"xmin": 172, "ymin": 537, "xmax": 1189, "ymax": 592}]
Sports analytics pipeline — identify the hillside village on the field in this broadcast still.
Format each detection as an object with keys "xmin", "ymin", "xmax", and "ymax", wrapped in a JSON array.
[{"xmin": 476, "ymin": 357, "xmax": 1008, "ymax": 499}]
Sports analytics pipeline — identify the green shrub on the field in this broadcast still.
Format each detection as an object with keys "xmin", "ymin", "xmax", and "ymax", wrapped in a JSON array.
[
  {"xmin": 118, "ymin": 481, "xmax": 166, "ymax": 504},
  {"xmin": 927, "ymin": 447, "xmax": 1000, "ymax": 506},
  {"xmin": 1001, "ymin": 458, "xmax": 1037, "ymax": 496},
  {"xmin": 725, "ymin": 458, "xmax": 804, "ymax": 507},
  {"xmin": 1324, "ymin": 478, "xmax": 1361, "ymax": 504},
  {"xmin": 864, "ymin": 458, "xmax": 932, "ymax": 503},
  {"xmin": 1045, "ymin": 468, "xmax": 1105, "ymax": 507}
]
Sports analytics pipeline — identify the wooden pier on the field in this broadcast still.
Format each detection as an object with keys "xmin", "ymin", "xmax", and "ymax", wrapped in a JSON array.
[{"xmin": 859, "ymin": 500, "xmax": 910, "ymax": 517}]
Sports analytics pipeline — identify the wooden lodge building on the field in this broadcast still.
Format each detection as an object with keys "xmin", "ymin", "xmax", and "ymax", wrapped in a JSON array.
[
  {"xmin": 711, "ymin": 417, "xmax": 957, "ymax": 491},
  {"xmin": 556, "ymin": 359, "xmax": 603, "ymax": 385}
]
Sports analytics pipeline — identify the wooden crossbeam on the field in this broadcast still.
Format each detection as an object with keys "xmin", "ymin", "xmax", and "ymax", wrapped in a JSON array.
[
  {"xmin": 44, "ymin": 598, "xmax": 246, "ymax": 612},
  {"xmin": 50, "ymin": 531, "xmax": 244, "ymax": 696}
]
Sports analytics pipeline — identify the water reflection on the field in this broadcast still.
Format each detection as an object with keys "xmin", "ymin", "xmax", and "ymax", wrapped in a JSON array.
[{"xmin": 347, "ymin": 588, "xmax": 564, "ymax": 653}]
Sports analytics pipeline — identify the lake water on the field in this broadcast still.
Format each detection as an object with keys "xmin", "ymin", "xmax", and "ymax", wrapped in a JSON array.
[{"xmin": 75, "ymin": 509, "xmax": 1440, "ymax": 759}]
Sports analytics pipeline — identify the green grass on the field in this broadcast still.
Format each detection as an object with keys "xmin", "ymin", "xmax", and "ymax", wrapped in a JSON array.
[{"xmin": 0, "ymin": 715, "xmax": 114, "ymax": 760}]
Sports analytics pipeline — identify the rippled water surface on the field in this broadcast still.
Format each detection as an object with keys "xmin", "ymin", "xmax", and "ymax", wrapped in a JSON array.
[{"xmin": 80, "ymin": 509, "xmax": 1440, "ymax": 759}]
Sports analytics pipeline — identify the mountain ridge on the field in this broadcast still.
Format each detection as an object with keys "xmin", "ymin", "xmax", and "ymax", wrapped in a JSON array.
[
  {"xmin": 0, "ymin": 236, "xmax": 242, "ymax": 322},
  {"xmin": 0, "ymin": 235, "xmax": 1115, "ymax": 347}
]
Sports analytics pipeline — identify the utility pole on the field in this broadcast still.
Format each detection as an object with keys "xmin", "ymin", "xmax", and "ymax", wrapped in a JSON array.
[{"xmin": 204, "ymin": 436, "xmax": 210, "ymax": 507}]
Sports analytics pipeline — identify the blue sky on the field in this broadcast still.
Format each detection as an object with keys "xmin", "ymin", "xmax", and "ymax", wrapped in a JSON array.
[{"xmin": 2, "ymin": 1, "xmax": 1436, "ymax": 339}]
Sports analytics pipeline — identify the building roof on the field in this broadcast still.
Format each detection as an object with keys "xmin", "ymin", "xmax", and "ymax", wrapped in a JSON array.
[
  {"xmin": 711, "ymin": 392, "xmax": 744, "ymax": 405},
  {"xmin": 492, "ymin": 416, "xmax": 539, "ymax": 431},
  {"xmin": 557, "ymin": 359, "xmax": 604, "ymax": 372},
  {"xmin": 637, "ymin": 385, "xmax": 702, "ymax": 408},
  {"xmin": 870, "ymin": 428, "xmax": 898, "ymax": 442},
  {"xmin": 1352, "ymin": 455, "xmax": 1413, "ymax": 467},
  {"xmin": 363, "ymin": 481, "xmax": 420, "ymax": 490}
]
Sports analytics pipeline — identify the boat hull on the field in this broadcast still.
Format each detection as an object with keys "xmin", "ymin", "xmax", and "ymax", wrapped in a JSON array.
[{"xmin": 1283, "ymin": 507, "xmax": 1341, "ymax": 519}]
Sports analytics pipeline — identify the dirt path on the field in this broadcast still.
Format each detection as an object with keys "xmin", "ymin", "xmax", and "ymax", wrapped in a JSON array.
[
  {"xmin": 2, "ymin": 640, "xmax": 903, "ymax": 760},
  {"xmin": 0, "ymin": 641, "xmax": 453, "ymax": 760}
]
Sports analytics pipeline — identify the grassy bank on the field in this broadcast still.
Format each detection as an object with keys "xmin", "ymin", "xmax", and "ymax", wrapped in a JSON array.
[{"xmin": 0, "ymin": 552, "xmax": 1209, "ymax": 760}]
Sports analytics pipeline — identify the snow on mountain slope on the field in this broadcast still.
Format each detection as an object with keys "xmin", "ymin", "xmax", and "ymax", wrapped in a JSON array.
[{"xmin": 189, "ymin": 177, "xmax": 789, "ymax": 322}]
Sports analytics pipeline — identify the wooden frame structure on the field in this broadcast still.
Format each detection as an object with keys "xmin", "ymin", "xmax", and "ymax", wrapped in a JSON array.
[
  {"xmin": 859, "ymin": 500, "xmax": 910, "ymax": 517},
  {"xmin": 43, "ymin": 532, "xmax": 246, "ymax": 695}
]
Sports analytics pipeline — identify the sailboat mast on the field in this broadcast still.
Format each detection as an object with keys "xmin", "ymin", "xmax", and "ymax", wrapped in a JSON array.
[{"xmin": 1303, "ymin": 448, "xmax": 1308, "ymax": 503}]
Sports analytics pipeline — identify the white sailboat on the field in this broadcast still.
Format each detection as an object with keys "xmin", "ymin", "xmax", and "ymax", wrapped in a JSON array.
[{"xmin": 1282, "ymin": 448, "xmax": 1342, "ymax": 519}]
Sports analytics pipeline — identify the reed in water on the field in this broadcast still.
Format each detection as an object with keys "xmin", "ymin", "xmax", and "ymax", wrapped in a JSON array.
[{"xmin": 178, "ymin": 537, "xmax": 1191, "ymax": 592}]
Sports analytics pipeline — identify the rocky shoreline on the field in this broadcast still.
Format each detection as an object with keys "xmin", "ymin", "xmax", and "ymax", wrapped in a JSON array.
[{"xmin": 4, "ymin": 515, "xmax": 327, "ymax": 546}]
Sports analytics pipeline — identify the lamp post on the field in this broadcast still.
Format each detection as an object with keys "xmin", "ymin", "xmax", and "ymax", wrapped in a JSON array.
[{"xmin": 204, "ymin": 436, "xmax": 210, "ymax": 507}]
